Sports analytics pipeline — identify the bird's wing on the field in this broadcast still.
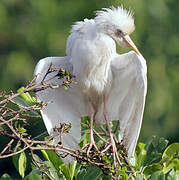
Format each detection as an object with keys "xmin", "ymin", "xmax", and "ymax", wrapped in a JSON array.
[
  {"xmin": 108, "ymin": 51, "xmax": 147, "ymax": 158},
  {"xmin": 34, "ymin": 56, "xmax": 88, "ymax": 151}
]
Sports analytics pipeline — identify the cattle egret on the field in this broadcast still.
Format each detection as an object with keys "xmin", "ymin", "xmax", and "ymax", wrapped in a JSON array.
[{"xmin": 34, "ymin": 6, "xmax": 147, "ymax": 164}]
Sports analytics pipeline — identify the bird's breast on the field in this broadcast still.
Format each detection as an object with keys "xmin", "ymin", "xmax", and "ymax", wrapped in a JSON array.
[
  {"xmin": 70, "ymin": 33, "xmax": 115, "ymax": 97},
  {"xmin": 76, "ymin": 58, "xmax": 112, "ymax": 99}
]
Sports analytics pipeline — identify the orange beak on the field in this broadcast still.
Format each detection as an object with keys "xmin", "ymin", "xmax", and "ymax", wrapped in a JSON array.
[{"xmin": 122, "ymin": 35, "xmax": 140, "ymax": 55}]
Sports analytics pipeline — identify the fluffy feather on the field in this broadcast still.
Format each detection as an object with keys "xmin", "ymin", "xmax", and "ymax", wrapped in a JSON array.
[{"xmin": 95, "ymin": 6, "xmax": 135, "ymax": 35}]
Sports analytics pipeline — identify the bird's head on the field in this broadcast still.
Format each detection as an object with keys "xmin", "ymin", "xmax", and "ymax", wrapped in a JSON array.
[{"xmin": 95, "ymin": 6, "xmax": 139, "ymax": 54}]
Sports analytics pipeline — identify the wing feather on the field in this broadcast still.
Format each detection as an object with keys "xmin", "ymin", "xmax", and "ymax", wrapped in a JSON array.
[
  {"xmin": 34, "ymin": 57, "xmax": 88, "ymax": 152},
  {"xmin": 108, "ymin": 51, "xmax": 147, "ymax": 157}
]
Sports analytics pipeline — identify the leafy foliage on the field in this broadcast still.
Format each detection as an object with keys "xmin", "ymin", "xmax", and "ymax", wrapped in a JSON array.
[
  {"xmin": 0, "ymin": 0, "xmax": 179, "ymax": 143},
  {"xmin": 12, "ymin": 149, "xmax": 27, "ymax": 178},
  {"xmin": 0, "ymin": 93, "xmax": 178, "ymax": 179},
  {"xmin": 2, "ymin": 136, "xmax": 178, "ymax": 179}
]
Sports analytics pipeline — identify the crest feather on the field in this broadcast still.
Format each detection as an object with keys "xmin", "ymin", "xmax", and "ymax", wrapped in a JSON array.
[{"xmin": 95, "ymin": 6, "xmax": 135, "ymax": 35}]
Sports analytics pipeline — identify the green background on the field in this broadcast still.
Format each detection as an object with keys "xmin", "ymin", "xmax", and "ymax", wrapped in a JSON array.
[{"xmin": 0, "ymin": 0, "xmax": 178, "ymax": 175}]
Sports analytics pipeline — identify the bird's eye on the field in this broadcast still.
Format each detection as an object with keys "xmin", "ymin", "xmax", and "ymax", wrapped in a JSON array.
[{"xmin": 116, "ymin": 29, "xmax": 123, "ymax": 36}]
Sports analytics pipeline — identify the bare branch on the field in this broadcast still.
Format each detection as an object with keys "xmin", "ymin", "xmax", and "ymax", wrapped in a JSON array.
[
  {"xmin": 0, "ymin": 68, "xmax": 131, "ymax": 178},
  {"xmin": 0, "ymin": 145, "xmax": 30, "ymax": 159},
  {"xmin": 0, "ymin": 139, "xmax": 14, "ymax": 156}
]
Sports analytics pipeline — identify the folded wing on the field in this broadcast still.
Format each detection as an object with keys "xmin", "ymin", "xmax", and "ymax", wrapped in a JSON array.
[{"xmin": 107, "ymin": 51, "xmax": 147, "ymax": 157}]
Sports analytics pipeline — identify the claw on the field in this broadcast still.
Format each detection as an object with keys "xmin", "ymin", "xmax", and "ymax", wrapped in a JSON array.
[
  {"xmin": 82, "ymin": 129, "xmax": 100, "ymax": 156},
  {"xmin": 86, "ymin": 141, "xmax": 99, "ymax": 156},
  {"xmin": 101, "ymin": 134, "xmax": 122, "ymax": 167}
]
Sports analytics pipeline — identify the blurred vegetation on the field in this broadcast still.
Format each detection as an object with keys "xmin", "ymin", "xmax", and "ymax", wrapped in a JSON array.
[{"xmin": 0, "ymin": 0, "xmax": 178, "ymax": 178}]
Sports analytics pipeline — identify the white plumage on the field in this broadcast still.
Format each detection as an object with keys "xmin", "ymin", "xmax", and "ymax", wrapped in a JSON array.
[{"xmin": 34, "ymin": 6, "xmax": 147, "ymax": 161}]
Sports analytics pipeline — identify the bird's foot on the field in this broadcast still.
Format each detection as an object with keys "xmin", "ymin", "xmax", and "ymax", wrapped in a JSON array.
[
  {"xmin": 101, "ymin": 134, "xmax": 122, "ymax": 167},
  {"xmin": 82, "ymin": 137, "xmax": 100, "ymax": 156}
]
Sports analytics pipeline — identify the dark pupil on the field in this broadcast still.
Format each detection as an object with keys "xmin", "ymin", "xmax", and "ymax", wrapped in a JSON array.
[{"xmin": 117, "ymin": 29, "xmax": 122, "ymax": 34}]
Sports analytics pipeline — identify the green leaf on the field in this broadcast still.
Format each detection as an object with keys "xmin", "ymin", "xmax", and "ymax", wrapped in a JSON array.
[
  {"xmin": 82, "ymin": 165, "xmax": 102, "ymax": 180},
  {"xmin": 161, "ymin": 143, "xmax": 179, "ymax": 164},
  {"xmin": 149, "ymin": 152, "xmax": 162, "ymax": 164},
  {"xmin": 110, "ymin": 120, "xmax": 120, "ymax": 132},
  {"xmin": 19, "ymin": 152, "xmax": 27, "ymax": 178},
  {"xmin": 116, "ymin": 166, "xmax": 129, "ymax": 178},
  {"xmin": 12, "ymin": 96, "xmax": 39, "ymax": 116},
  {"xmin": 18, "ymin": 127, "xmax": 27, "ymax": 133},
  {"xmin": 41, "ymin": 149, "xmax": 64, "ymax": 171},
  {"xmin": 118, "ymin": 172, "xmax": 128, "ymax": 180},
  {"xmin": 144, "ymin": 136, "xmax": 166, "ymax": 165},
  {"xmin": 17, "ymin": 86, "xmax": 36, "ymax": 105},
  {"xmin": 148, "ymin": 171, "xmax": 165, "ymax": 180},
  {"xmin": 102, "ymin": 155, "xmax": 111, "ymax": 164},
  {"xmin": 143, "ymin": 163, "xmax": 162, "ymax": 176},
  {"xmin": 79, "ymin": 133, "xmax": 90, "ymax": 147},
  {"xmin": 31, "ymin": 154, "xmax": 43, "ymax": 165},
  {"xmin": 77, "ymin": 168, "xmax": 86, "ymax": 180},
  {"xmin": 12, "ymin": 96, "xmax": 30, "ymax": 107},
  {"xmin": 151, "ymin": 136, "xmax": 160, "ymax": 148},
  {"xmin": 40, "ymin": 149, "xmax": 49, "ymax": 160},
  {"xmin": 69, "ymin": 160, "xmax": 77, "ymax": 179},
  {"xmin": 25, "ymin": 170, "xmax": 42, "ymax": 180},
  {"xmin": 12, "ymin": 151, "xmax": 27, "ymax": 178},
  {"xmin": 76, "ymin": 165, "xmax": 102, "ymax": 180},
  {"xmin": 73, "ymin": 163, "xmax": 82, "ymax": 179},
  {"xmin": 136, "ymin": 174, "xmax": 144, "ymax": 180},
  {"xmin": 163, "ymin": 158, "xmax": 179, "ymax": 174},
  {"xmin": 81, "ymin": 116, "xmax": 90, "ymax": 130},
  {"xmin": 60, "ymin": 164, "xmax": 72, "ymax": 180},
  {"xmin": 59, "ymin": 162, "xmax": 78, "ymax": 180},
  {"xmin": 0, "ymin": 174, "xmax": 12, "ymax": 180},
  {"xmin": 168, "ymin": 169, "xmax": 179, "ymax": 180},
  {"xmin": 44, "ymin": 161, "xmax": 60, "ymax": 180},
  {"xmin": 157, "ymin": 137, "xmax": 168, "ymax": 153},
  {"xmin": 135, "ymin": 142, "xmax": 147, "ymax": 169}
]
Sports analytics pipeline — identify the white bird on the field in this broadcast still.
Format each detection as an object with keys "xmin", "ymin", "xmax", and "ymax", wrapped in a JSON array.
[{"xmin": 34, "ymin": 6, "xmax": 147, "ymax": 164}]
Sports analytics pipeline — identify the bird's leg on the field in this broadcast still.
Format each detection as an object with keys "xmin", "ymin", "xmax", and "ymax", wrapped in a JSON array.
[
  {"xmin": 82, "ymin": 101, "xmax": 99, "ymax": 156},
  {"xmin": 102, "ymin": 96, "xmax": 121, "ymax": 167}
]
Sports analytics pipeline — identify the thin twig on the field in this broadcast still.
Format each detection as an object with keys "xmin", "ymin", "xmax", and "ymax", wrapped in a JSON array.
[
  {"xmin": 0, "ymin": 68, "xmax": 132, "ymax": 178},
  {"xmin": 93, "ymin": 128, "xmax": 108, "ymax": 143},
  {"xmin": 0, "ymin": 146, "xmax": 29, "ymax": 159},
  {"xmin": 0, "ymin": 139, "xmax": 14, "ymax": 155}
]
